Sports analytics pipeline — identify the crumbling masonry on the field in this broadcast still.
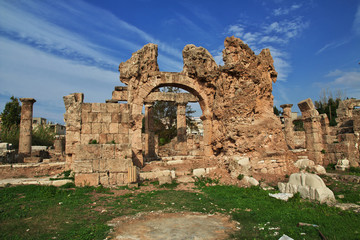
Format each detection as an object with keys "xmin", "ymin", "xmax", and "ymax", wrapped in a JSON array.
[{"xmin": 64, "ymin": 36, "xmax": 301, "ymax": 186}]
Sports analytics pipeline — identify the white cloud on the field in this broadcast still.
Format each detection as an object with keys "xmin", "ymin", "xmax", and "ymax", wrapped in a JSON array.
[
  {"xmin": 324, "ymin": 69, "xmax": 360, "ymax": 99},
  {"xmin": 0, "ymin": 0, "xmax": 183, "ymax": 70},
  {"xmin": 0, "ymin": 37, "xmax": 119, "ymax": 123},
  {"xmin": 352, "ymin": 4, "xmax": 360, "ymax": 36},
  {"xmin": 0, "ymin": 1, "xmax": 119, "ymax": 69},
  {"xmin": 227, "ymin": 18, "xmax": 308, "ymax": 82},
  {"xmin": 330, "ymin": 71, "xmax": 360, "ymax": 87}
]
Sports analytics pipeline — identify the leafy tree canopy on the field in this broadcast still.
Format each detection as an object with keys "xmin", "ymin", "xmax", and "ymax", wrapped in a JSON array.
[
  {"xmin": 314, "ymin": 89, "xmax": 345, "ymax": 126},
  {"xmin": 1, "ymin": 96, "xmax": 21, "ymax": 130},
  {"xmin": 150, "ymin": 87, "xmax": 198, "ymax": 145}
]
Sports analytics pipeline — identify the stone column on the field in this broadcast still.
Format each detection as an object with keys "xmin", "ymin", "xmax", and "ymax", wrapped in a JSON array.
[
  {"xmin": 298, "ymin": 98, "xmax": 323, "ymax": 165},
  {"xmin": 54, "ymin": 135, "xmax": 65, "ymax": 155},
  {"xmin": 280, "ymin": 104, "xmax": 295, "ymax": 149},
  {"xmin": 177, "ymin": 102, "xmax": 187, "ymax": 155},
  {"xmin": 200, "ymin": 114, "xmax": 213, "ymax": 156},
  {"xmin": 19, "ymin": 98, "xmax": 36, "ymax": 155},
  {"xmin": 144, "ymin": 102, "xmax": 156, "ymax": 160}
]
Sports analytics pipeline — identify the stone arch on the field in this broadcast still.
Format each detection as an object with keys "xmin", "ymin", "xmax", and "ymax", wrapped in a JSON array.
[{"xmin": 130, "ymin": 72, "xmax": 214, "ymax": 166}]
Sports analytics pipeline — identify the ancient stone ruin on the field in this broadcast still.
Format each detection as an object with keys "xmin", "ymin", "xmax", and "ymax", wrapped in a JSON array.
[
  {"xmin": 1, "ymin": 36, "xmax": 359, "ymax": 190},
  {"xmin": 63, "ymin": 36, "xmax": 299, "ymax": 186}
]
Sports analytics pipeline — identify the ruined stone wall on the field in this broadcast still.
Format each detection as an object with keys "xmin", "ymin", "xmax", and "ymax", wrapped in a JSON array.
[
  {"xmin": 118, "ymin": 36, "xmax": 296, "ymax": 178},
  {"xmin": 280, "ymin": 98, "xmax": 360, "ymax": 167},
  {"xmin": 63, "ymin": 93, "xmax": 133, "ymax": 186},
  {"xmin": 158, "ymin": 134, "xmax": 204, "ymax": 157}
]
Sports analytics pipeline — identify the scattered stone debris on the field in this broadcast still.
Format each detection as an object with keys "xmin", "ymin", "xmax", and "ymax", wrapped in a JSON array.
[
  {"xmin": 269, "ymin": 193, "xmax": 294, "ymax": 201},
  {"xmin": 278, "ymin": 172, "xmax": 335, "ymax": 204}
]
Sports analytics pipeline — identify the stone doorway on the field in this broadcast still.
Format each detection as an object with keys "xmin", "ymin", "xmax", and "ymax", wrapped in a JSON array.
[{"xmin": 142, "ymin": 87, "xmax": 204, "ymax": 162}]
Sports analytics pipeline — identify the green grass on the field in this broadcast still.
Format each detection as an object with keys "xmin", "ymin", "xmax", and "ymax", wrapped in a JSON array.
[
  {"xmin": 321, "ymin": 174, "xmax": 360, "ymax": 204},
  {"xmin": 1, "ymin": 178, "xmax": 360, "ymax": 240}
]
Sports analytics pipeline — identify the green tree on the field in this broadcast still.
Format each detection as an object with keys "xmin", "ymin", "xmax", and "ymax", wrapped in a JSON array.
[
  {"xmin": 273, "ymin": 106, "xmax": 282, "ymax": 116},
  {"xmin": 1, "ymin": 96, "xmax": 21, "ymax": 130},
  {"xmin": 32, "ymin": 125, "xmax": 55, "ymax": 147},
  {"xmin": 151, "ymin": 87, "xmax": 197, "ymax": 145},
  {"xmin": 314, "ymin": 89, "xmax": 344, "ymax": 126},
  {"xmin": 0, "ymin": 96, "xmax": 21, "ymax": 148}
]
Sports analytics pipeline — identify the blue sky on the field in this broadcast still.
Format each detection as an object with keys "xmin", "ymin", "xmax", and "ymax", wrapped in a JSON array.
[{"xmin": 0, "ymin": 0, "xmax": 359, "ymax": 124}]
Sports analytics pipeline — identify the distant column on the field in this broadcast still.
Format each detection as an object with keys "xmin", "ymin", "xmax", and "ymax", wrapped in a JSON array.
[
  {"xmin": 177, "ymin": 102, "xmax": 187, "ymax": 155},
  {"xmin": 144, "ymin": 102, "xmax": 156, "ymax": 160},
  {"xmin": 280, "ymin": 104, "xmax": 295, "ymax": 149},
  {"xmin": 298, "ymin": 98, "xmax": 323, "ymax": 165},
  {"xmin": 19, "ymin": 98, "xmax": 36, "ymax": 155}
]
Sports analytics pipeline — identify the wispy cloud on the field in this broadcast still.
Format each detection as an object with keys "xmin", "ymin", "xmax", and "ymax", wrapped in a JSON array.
[
  {"xmin": 352, "ymin": 4, "xmax": 360, "ymax": 36},
  {"xmin": 227, "ymin": 17, "xmax": 308, "ymax": 81},
  {"xmin": 0, "ymin": 37, "xmax": 119, "ymax": 123},
  {"xmin": 0, "ymin": 0, "xmax": 183, "ymax": 71},
  {"xmin": 273, "ymin": 4, "xmax": 302, "ymax": 16},
  {"xmin": 324, "ymin": 69, "xmax": 360, "ymax": 98},
  {"xmin": 316, "ymin": 39, "xmax": 350, "ymax": 55}
]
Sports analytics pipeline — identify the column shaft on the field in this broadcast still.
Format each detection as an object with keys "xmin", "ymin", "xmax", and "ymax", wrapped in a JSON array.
[{"xmin": 19, "ymin": 98, "xmax": 36, "ymax": 155}]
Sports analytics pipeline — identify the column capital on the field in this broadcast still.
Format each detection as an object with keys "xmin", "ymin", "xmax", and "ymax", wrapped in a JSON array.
[
  {"xmin": 280, "ymin": 104, "xmax": 293, "ymax": 109},
  {"xmin": 20, "ymin": 98, "xmax": 36, "ymax": 104},
  {"xmin": 144, "ymin": 102, "xmax": 154, "ymax": 107}
]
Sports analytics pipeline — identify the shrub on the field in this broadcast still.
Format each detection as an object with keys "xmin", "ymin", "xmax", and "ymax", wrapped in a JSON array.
[
  {"xmin": 0, "ymin": 125, "xmax": 20, "ymax": 149},
  {"xmin": 237, "ymin": 174, "xmax": 244, "ymax": 180},
  {"xmin": 32, "ymin": 125, "xmax": 55, "ymax": 146},
  {"xmin": 89, "ymin": 139, "xmax": 98, "ymax": 144}
]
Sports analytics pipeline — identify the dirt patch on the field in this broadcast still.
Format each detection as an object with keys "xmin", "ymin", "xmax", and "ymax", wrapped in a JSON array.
[{"xmin": 107, "ymin": 211, "xmax": 239, "ymax": 240}]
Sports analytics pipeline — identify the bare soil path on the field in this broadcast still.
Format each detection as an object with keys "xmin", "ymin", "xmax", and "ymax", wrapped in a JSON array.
[{"xmin": 108, "ymin": 211, "xmax": 239, "ymax": 240}]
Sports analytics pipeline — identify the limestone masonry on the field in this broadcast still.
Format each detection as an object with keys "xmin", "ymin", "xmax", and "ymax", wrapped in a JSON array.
[
  {"xmin": 1, "ymin": 36, "xmax": 359, "ymax": 189},
  {"xmin": 59, "ymin": 36, "xmax": 359, "ymax": 186}
]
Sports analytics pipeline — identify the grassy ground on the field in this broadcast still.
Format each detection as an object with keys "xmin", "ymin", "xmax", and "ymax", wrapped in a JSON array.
[{"xmin": 0, "ymin": 177, "xmax": 359, "ymax": 240}]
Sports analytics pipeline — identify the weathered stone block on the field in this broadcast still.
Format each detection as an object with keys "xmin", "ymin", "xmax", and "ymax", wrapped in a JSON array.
[
  {"xmin": 75, "ymin": 173, "xmax": 99, "ymax": 186},
  {"xmin": 111, "ymin": 113, "xmax": 120, "ymax": 123},
  {"xmin": 107, "ymin": 103, "xmax": 120, "ymax": 113},
  {"xmin": 102, "ymin": 113, "xmax": 112, "ymax": 123},
  {"xmin": 109, "ymin": 123, "xmax": 119, "ymax": 134},
  {"xmin": 72, "ymin": 160, "xmax": 93, "ymax": 173},
  {"xmin": 81, "ymin": 123, "xmax": 92, "ymax": 134},
  {"xmin": 193, "ymin": 168, "xmax": 206, "ymax": 177},
  {"xmin": 105, "ymin": 158, "xmax": 130, "ymax": 172},
  {"xmin": 89, "ymin": 112, "xmax": 100, "ymax": 122},
  {"xmin": 101, "ymin": 123, "xmax": 110, "ymax": 134},
  {"xmin": 117, "ymin": 173, "xmax": 127, "ymax": 184},
  {"xmin": 158, "ymin": 175, "xmax": 172, "ymax": 185},
  {"xmin": 82, "ymin": 103, "xmax": 92, "ymax": 113},
  {"xmin": 92, "ymin": 123, "xmax": 101, "ymax": 134},
  {"xmin": 99, "ymin": 134, "xmax": 107, "ymax": 144},
  {"xmin": 102, "ymin": 144, "xmax": 115, "ymax": 159},
  {"xmin": 99, "ymin": 173, "xmax": 109, "ymax": 186}
]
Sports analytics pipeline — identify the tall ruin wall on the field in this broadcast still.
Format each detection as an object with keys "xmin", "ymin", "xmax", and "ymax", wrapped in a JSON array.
[
  {"xmin": 63, "ymin": 93, "xmax": 133, "ymax": 186},
  {"xmin": 118, "ymin": 36, "xmax": 296, "ymax": 177}
]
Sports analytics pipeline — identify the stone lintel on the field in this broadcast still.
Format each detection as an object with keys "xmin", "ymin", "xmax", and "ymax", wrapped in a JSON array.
[
  {"xmin": 145, "ymin": 92, "xmax": 198, "ymax": 103},
  {"xmin": 111, "ymin": 90, "xmax": 199, "ymax": 103},
  {"xmin": 114, "ymin": 86, "xmax": 128, "ymax": 91},
  {"xmin": 106, "ymin": 99, "xmax": 118, "ymax": 103}
]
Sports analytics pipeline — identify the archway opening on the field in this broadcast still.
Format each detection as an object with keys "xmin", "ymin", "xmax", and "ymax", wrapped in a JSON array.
[{"xmin": 141, "ymin": 86, "xmax": 203, "ymax": 161}]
